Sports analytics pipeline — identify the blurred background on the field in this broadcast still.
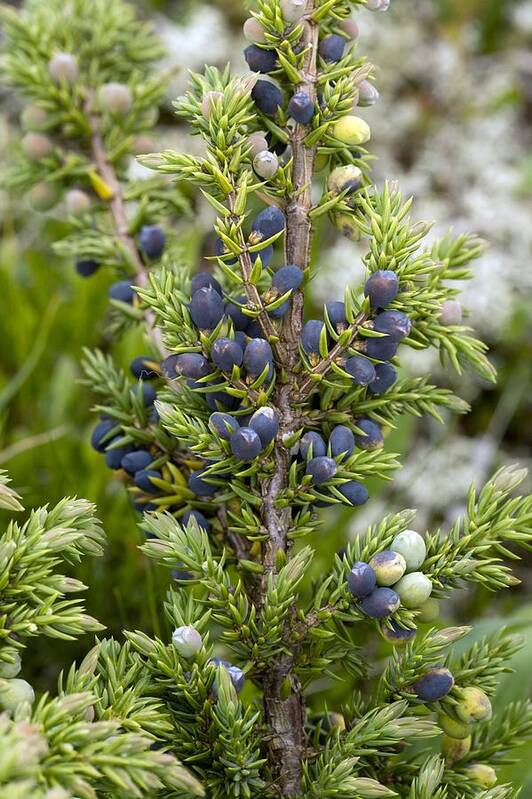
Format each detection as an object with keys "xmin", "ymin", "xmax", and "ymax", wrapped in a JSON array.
[{"xmin": 1, "ymin": 0, "xmax": 532, "ymax": 789}]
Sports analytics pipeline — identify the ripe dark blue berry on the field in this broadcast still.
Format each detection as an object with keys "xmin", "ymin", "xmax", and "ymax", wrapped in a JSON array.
[
  {"xmin": 249, "ymin": 407, "xmax": 279, "ymax": 446},
  {"xmin": 360, "ymin": 586, "xmax": 400, "ymax": 618},
  {"xmin": 301, "ymin": 319, "xmax": 324, "ymax": 355},
  {"xmin": 134, "ymin": 469, "xmax": 161, "ymax": 494},
  {"xmin": 287, "ymin": 91, "xmax": 315, "ymax": 124},
  {"xmin": 245, "ymin": 320, "xmax": 262, "ymax": 339},
  {"xmin": 251, "ymin": 79, "xmax": 283, "ymax": 116},
  {"xmin": 188, "ymin": 468, "xmax": 218, "ymax": 497},
  {"xmin": 272, "ymin": 265, "xmax": 303, "ymax": 294},
  {"xmin": 161, "ymin": 354, "xmax": 179, "ymax": 378},
  {"xmin": 135, "ymin": 384, "xmax": 157, "ymax": 406},
  {"xmin": 269, "ymin": 301, "xmax": 290, "ymax": 319},
  {"xmin": 373, "ymin": 310, "xmax": 412, "ymax": 341},
  {"xmin": 250, "ymin": 244, "xmax": 274, "ymax": 267},
  {"xmin": 75, "ymin": 259, "xmax": 100, "ymax": 277},
  {"xmin": 347, "ymin": 561, "xmax": 376, "ymax": 597},
  {"xmin": 230, "ymin": 427, "xmax": 263, "ymax": 461},
  {"xmin": 139, "ymin": 225, "xmax": 166, "ymax": 259},
  {"xmin": 339, "ymin": 480, "xmax": 369, "ymax": 506},
  {"xmin": 330, "ymin": 425, "xmax": 355, "ymax": 458},
  {"xmin": 105, "ymin": 441, "xmax": 134, "ymax": 470},
  {"xmin": 244, "ymin": 338, "xmax": 273, "ymax": 377},
  {"xmin": 109, "ymin": 280, "xmax": 135, "ymax": 304},
  {"xmin": 325, "ymin": 301, "xmax": 347, "ymax": 333},
  {"xmin": 345, "ymin": 355, "xmax": 376, "ymax": 386},
  {"xmin": 121, "ymin": 449, "xmax": 153, "ymax": 475},
  {"xmin": 205, "ymin": 389, "xmax": 239, "ymax": 412},
  {"xmin": 306, "ymin": 456, "xmax": 337, "ymax": 485},
  {"xmin": 226, "ymin": 296, "xmax": 251, "ymax": 331},
  {"xmin": 91, "ymin": 420, "xmax": 115, "ymax": 452},
  {"xmin": 244, "ymin": 44, "xmax": 277, "ymax": 73},
  {"xmin": 251, "ymin": 206, "xmax": 286, "ymax": 240},
  {"xmin": 300, "ymin": 431, "xmax": 326, "ymax": 460},
  {"xmin": 211, "ymin": 338, "xmax": 244, "ymax": 372},
  {"xmin": 189, "ymin": 287, "xmax": 225, "ymax": 330},
  {"xmin": 368, "ymin": 363, "xmax": 397, "ymax": 395},
  {"xmin": 363, "ymin": 337, "xmax": 398, "ymax": 361},
  {"xmin": 354, "ymin": 418, "xmax": 383, "ymax": 450},
  {"xmin": 182, "ymin": 509, "xmax": 210, "ymax": 530},
  {"xmin": 175, "ymin": 352, "xmax": 211, "ymax": 380},
  {"xmin": 412, "ymin": 668, "xmax": 454, "ymax": 702},
  {"xmin": 319, "ymin": 34, "xmax": 345, "ymax": 62},
  {"xmin": 209, "ymin": 412, "xmax": 239, "ymax": 440},
  {"xmin": 191, "ymin": 271, "xmax": 223, "ymax": 295},
  {"xmin": 130, "ymin": 356, "xmax": 159, "ymax": 380},
  {"xmin": 214, "ymin": 237, "xmax": 238, "ymax": 265},
  {"xmin": 365, "ymin": 270, "xmax": 399, "ymax": 308}
]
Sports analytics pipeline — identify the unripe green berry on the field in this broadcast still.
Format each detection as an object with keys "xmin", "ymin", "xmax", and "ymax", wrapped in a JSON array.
[
  {"xmin": 328, "ymin": 164, "xmax": 363, "ymax": 195},
  {"xmin": 21, "ymin": 104, "xmax": 49, "ymax": 131},
  {"xmin": 280, "ymin": 0, "xmax": 307, "ymax": 23},
  {"xmin": 48, "ymin": 52, "xmax": 79, "ymax": 82},
  {"xmin": 332, "ymin": 115, "xmax": 371, "ymax": 146},
  {"xmin": 334, "ymin": 212, "xmax": 361, "ymax": 240},
  {"xmin": 201, "ymin": 91, "xmax": 224, "ymax": 120},
  {"xmin": 438, "ymin": 712, "xmax": 471, "ymax": 740},
  {"xmin": 28, "ymin": 182, "xmax": 59, "ymax": 211},
  {"xmin": 172, "ymin": 625, "xmax": 203, "ymax": 658},
  {"xmin": 243, "ymin": 17, "xmax": 267, "ymax": 43},
  {"xmin": 0, "ymin": 678, "xmax": 35, "ymax": 711},
  {"xmin": 99, "ymin": 82, "xmax": 133, "ymax": 115},
  {"xmin": 465, "ymin": 764, "xmax": 497, "ymax": 788},
  {"xmin": 21, "ymin": 132, "xmax": 53, "ymax": 160},
  {"xmin": 394, "ymin": 571, "xmax": 432, "ymax": 608},
  {"xmin": 442, "ymin": 734, "xmax": 471, "ymax": 763},
  {"xmin": 390, "ymin": 530, "xmax": 426, "ymax": 572},
  {"xmin": 65, "ymin": 189, "xmax": 91, "ymax": 215},
  {"xmin": 369, "ymin": 550, "xmax": 406, "ymax": 586},
  {"xmin": 417, "ymin": 597, "xmax": 440, "ymax": 622},
  {"xmin": 455, "ymin": 686, "xmax": 492, "ymax": 724},
  {"xmin": 0, "ymin": 652, "xmax": 22, "ymax": 679},
  {"xmin": 253, "ymin": 150, "xmax": 279, "ymax": 179}
]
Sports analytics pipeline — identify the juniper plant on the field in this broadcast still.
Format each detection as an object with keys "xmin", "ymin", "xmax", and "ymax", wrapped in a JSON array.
[{"xmin": 2, "ymin": 0, "xmax": 532, "ymax": 798}]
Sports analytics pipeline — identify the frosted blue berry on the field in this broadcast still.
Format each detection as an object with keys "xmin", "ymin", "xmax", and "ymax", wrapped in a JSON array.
[
  {"xmin": 287, "ymin": 91, "xmax": 315, "ymax": 124},
  {"xmin": 172, "ymin": 626, "xmax": 203, "ymax": 658},
  {"xmin": 246, "ymin": 320, "xmax": 262, "ymax": 339},
  {"xmin": 360, "ymin": 586, "xmax": 400, "ymax": 618},
  {"xmin": 134, "ymin": 469, "xmax": 161, "ymax": 494},
  {"xmin": 139, "ymin": 225, "xmax": 166, "ymax": 259},
  {"xmin": 382, "ymin": 621, "xmax": 416, "ymax": 645},
  {"xmin": 109, "ymin": 280, "xmax": 135, "ymax": 304},
  {"xmin": 244, "ymin": 44, "xmax": 277, "ymax": 73},
  {"xmin": 249, "ymin": 407, "xmax": 279, "ymax": 446},
  {"xmin": 209, "ymin": 412, "xmax": 239, "ymax": 440},
  {"xmin": 300, "ymin": 431, "xmax": 326, "ymax": 459},
  {"xmin": 363, "ymin": 337, "xmax": 398, "ymax": 361},
  {"xmin": 226, "ymin": 295, "xmax": 251, "ymax": 331},
  {"xmin": 175, "ymin": 353, "xmax": 211, "ymax": 380},
  {"xmin": 272, "ymin": 265, "xmax": 303, "ymax": 294},
  {"xmin": 211, "ymin": 338, "xmax": 244, "ymax": 372},
  {"xmin": 251, "ymin": 205, "xmax": 286, "ymax": 240},
  {"xmin": 354, "ymin": 419, "xmax": 383, "ymax": 450},
  {"xmin": 250, "ymin": 244, "xmax": 274, "ymax": 267},
  {"xmin": 130, "ymin": 356, "xmax": 159, "ymax": 380},
  {"xmin": 91, "ymin": 420, "xmax": 115, "ymax": 452},
  {"xmin": 345, "ymin": 355, "xmax": 376, "ymax": 386},
  {"xmin": 330, "ymin": 425, "xmax": 355, "ymax": 458},
  {"xmin": 75, "ymin": 259, "xmax": 100, "ymax": 277},
  {"xmin": 252, "ymin": 79, "xmax": 283, "ymax": 116},
  {"xmin": 244, "ymin": 338, "xmax": 273, "ymax": 377},
  {"xmin": 269, "ymin": 301, "xmax": 290, "ymax": 319},
  {"xmin": 412, "ymin": 668, "xmax": 454, "ymax": 702},
  {"xmin": 230, "ymin": 427, "xmax": 263, "ymax": 461},
  {"xmin": 182, "ymin": 509, "xmax": 210, "ymax": 530},
  {"xmin": 325, "ymin": 301, "xmax": 348, "ymax": 333},
  {"xmin": 368, "ymin": 363, "xmax": 397, "ymax": 395},
  {"xmin": 339, "ymin": 480, "xmax": 369, "ymax": 506},
  {"xmin": 365, "ymin": 270, "xmax": 399, "ymax": 308},
  {"xmin": 121, "ymin": 450, "xmax": 152, "ymax": 475},
  {"xmin": 347, "ymin": 561, "xmax": 376, "ymax": 597},
  {"xmin": 214, "ymin": 237, "xmax": 238, "ymax": 265},
  {"xmin": 105, "ymin": 441, "xmax": 134, "ymax": 470},
  {"xmin": 189, "ymin": 287, "xmax": 225, "ymax": 330},
  {"xmin": 135, "ymin": 384, "xmax": 157, "ymax": 406},
  {"xmin": 206, "ymin": 389, "xmax": 239, "ymax": 412},
  {"xmin": 306, "ymin": 456, "xmax": 337, "ymax": 485},
  {"xmin": 369, "ymin": 550, "xmax": 407, "ymax": 586},
  {"xmin": 191, "ymin": 271, "xmax": 223, "ymax": 295},
  {"xmin": 391, "ymin": 530, "xmax": 426, "ymax": 572},
  {"xmin": 301, "ymin": 319, "xmax": 324, "ymax": 355},
  {"xmin": 319, "ymin": 34, "xmax": 345, "ymax": 62},
  {"xmin": 188, "ymin": 468, "xmax": 218, "ymax": 497},
  {"xmin": 374, "ymin": 310, "xmax": 412, "ymax": 341},
  {"xmin": 161, "ymin": 355, "xmax": 179, "ymax": 378}
]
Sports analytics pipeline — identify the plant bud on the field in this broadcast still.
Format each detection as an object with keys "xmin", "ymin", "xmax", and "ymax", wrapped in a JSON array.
[
  {"xmin": 0, "ymin": 678, "xmax": 35, "ymax": 711},
  {"xmin": 332, "ymin": 115, "xmax": 371, "ymax": 146},
  {"xmin": 455, "ymin": 686, "xmax": 492, "ymax": 724},
  {"xmin": 442, "ymin": 734, "xmax": 471, "ymax": 763},
  {"xmin": 394, "ymin": 571, "xmax": 432, "ymax": 608},
  {"xmin": 438, "ymin": 712, "xmax": 470, "ymax": 739},
  {"xmin": 201, "ymin": 91, "xmax": 224, "ymax": 120},
  {"xmin": 28, "ymin": 182, "xmax": 59, "ymax": 211},
  {"xmin": 243, "ymin": 17, "xmax": 267, "ymax": 43},
  {"xmin": 65, "ymin": 189, "xmax": 91, "ymax": 215},
  {"xmin": 98, "ymin": 82, "xmax": 133, "ymax": 115},
  {"xmin": 21, "ymin": 104, "xmax": 49, "ymax": 131},
  {"xmin": 440, "ymin": 299, "xmax": 462, "ymax": 326},
  {"xmin": 172, "ymin": 626, "xmax": 203, "ymax": 658},
  {"xmin": 253, "ymin": 150, "xmax": 279, "ymax": 179},
  {"xmin": 0, "ymin": 652, "xmax": 22, "ymax": 679},
  {"xmin": 280, "ymin": 0, "xmax": 307, "ymax": 23},
  {"xmin": 357, "ymin": 80, "xmax": 380, "ymax": 107},
  {"xmin": 465, "ymin": 764, "xmax": 497, "ymax": 788},
  {"xmin": 390, "ymin": 530, "xmax": 426, "ymax": 572},
  {"xmin": 369, "ymin": 550, "xmax": 406, "ymax": 586},
  {"xmin": 21, "ymin": 132, "xmax": 53, "ymax": 160},
  {"xmin": 48, "ymin": 52, "xmax": 79, "ymax": 82}
]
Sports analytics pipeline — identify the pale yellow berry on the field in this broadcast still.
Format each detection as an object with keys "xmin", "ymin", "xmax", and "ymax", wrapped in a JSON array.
[
  {"xmin": 465, "ymin": 764, "xmax": 497, "ymax": 788},
  {"xmin": 442, "ymin": 734, "xmax": 471, "ymax": 763},
  {"xmin": 332, "ymin": 115, "xmax": 371, "ymax": 146}
]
